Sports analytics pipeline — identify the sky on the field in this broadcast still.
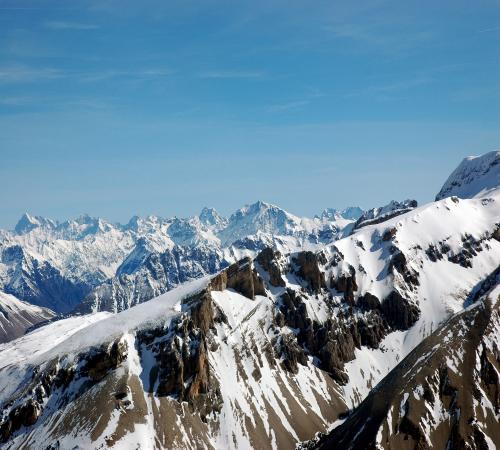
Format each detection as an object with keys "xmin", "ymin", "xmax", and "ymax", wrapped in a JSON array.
[{"xmin": 0, "ymin": 0, "xmax": 499, "ymax": 229}]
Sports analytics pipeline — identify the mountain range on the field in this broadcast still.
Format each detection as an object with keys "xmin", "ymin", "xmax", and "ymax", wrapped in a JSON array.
[{"xmin": 0, "ymin": 150, "xmax": 498, "ymax": 449}]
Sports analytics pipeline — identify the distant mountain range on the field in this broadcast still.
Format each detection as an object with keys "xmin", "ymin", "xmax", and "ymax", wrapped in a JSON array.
[{"xmin": 0, "ymin": 197, "xmax": 373, "ymax": 316}]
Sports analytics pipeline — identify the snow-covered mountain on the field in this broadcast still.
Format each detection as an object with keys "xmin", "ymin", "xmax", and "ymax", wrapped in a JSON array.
[
  {"xmin": 1, "ymin": 150, "xmax": 499, "ymax": 448},
  {"xmin": 0, "ymin": 201, "xmax": 359, "ymax": 314},
  {"xmin": 311, "ymin": 278, "xmax": 500, "ymax": 450},
  {"xmin": 318, "ymin": 206, "xmax": 364, "ymax": 222},
  {"xmin": 0, "ymin": 292, "xmax": 55, "ymax": 343},
  {"xmin": 436, "ymin": 150, "xmax": 500, "ymax": 200},
  {"xmin": 0, "ymin": 151, "xmax": 498, "ymax": 449},
  {"xmin": 352, "ymin": 199, "xmax": 418, "ymax": 232}
]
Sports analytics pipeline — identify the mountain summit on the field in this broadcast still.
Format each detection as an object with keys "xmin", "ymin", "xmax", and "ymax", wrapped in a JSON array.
[{"xmin": 436, "ymin": 150, "xmax": 500, "ymax": 200}]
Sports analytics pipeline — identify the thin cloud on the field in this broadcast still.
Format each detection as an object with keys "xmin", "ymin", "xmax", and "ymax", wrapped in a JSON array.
[
  {"xmin": 0, "ymin": 65, "xmax": 173, "ymax": 84},
  {"xmin": 0, "ymin": 66, "xmax": 64, "ymax": 83},
  {"xmin": 267, "ymin": 100, "xmax": 309, "ymax": 112},
  {"xmin": 478, "ymin": 25, "xmax": 500, "ymax": 33},
  {"xmin": 346, "ymin": 77, "xmax": 433, "ymax": 98},
  {"xmin": 79, "ymin": 69, "xmax": 174, "ymax": 82},
  {"xmin": 199, "ymin": 70, "xmax": 264, "ymax": 79},
  {"xmin": 323, "ymin": 22, "xmax": 436, "ymax": 53},
  {"xmin": 44, "ymin": 21, "xmax": 99, "ymax": 30},
  {"xmin": 0, "ymin": 96, "xmax": 33, "ymax": 106}
]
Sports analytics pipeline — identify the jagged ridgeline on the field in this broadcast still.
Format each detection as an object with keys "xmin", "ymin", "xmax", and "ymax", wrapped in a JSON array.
[{"xmin": 0, "ymin": 150, "xmax": 499, "ymax": 449}]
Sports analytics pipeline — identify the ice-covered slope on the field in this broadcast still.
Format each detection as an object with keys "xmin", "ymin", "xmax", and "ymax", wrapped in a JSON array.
[
  {"xmin": 0, "ymin": 292, "xmax": 55, "ymax": 343},
  {"xmin": 436, "ymin": 150, "xmax": 500, "ymax": 200}
]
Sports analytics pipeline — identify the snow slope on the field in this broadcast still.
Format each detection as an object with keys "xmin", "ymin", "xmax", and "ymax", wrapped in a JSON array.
[
  {"xmin": 436, "ymin": 150, "xmax": 500, "ymax": 200},
  {"xmin": 0, "ymin": 292, "xmax": 55, "ymax": 343},
  {"xmin": 327, "ymin": 188, "xmax": 500, "ymax": 406}
]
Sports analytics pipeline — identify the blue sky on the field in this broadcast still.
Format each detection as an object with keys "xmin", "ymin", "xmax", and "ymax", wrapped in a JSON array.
[{"xmin": 0, "ymin": 0, "xmax": 499, "ymax": 228}]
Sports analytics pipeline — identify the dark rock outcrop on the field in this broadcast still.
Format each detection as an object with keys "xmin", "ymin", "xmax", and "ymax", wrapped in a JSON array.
[
  {"xmin": 140, "ymin": 290, "xmax": 223, "ymax": 422},
  {"xmin": 293, "ymin": 251, "xmax": 326, "ymax": 293},
  {"xmin": 357, "ymin": 292, "xmax": 381, "ymax": 311},
  {"xmin": 330, "ymin": 264, "xmax": 358, "ymax": 304},
  {"xmin": 82, "ymin": 340, "xmax": 128, "ymax": 381},
  {"xmin": 210, "ymin": 257, "xmax": 266, "ymax": 299},
  {"xmin": 256, "ymin": 247, "xmax": 286, "ymax": 287},
  {"xmin": 381, "ymin": 291, "xmax": 420, "ymax": 331},
  {"xmin": 277, "ymin": 334, "xmax": 308, "ymax": 374},
  {"xmin": 388, "ymin": 250, "xmax": 419, "ymax": 288}
]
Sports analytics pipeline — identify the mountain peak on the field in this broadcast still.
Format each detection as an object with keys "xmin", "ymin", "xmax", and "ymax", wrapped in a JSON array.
[
  {"xmin": 198, "ymin": 207, "xmax": 225, "ymax": 227},
  {"xmin": 14, "ymin": 213, "xmax": 56, "ymax": 235},
  {"xmin": 436, "ymin": 150, "xmax": 500, "ymax": 200},
  {"xmin": 320, "ymin": 206, "xmax": 364, "ymax": 221}
]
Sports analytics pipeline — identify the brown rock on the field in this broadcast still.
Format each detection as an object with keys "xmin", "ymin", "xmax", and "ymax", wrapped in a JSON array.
[
  {"xmin": 330, "ymin": 265, "xmax": 358, "ymax": 304},
  {"xmin": 210, "ymin": 257, "xmax": 265, "ymax": 299},
  {"xmin": 293, "ymin": 251, "xmax": 326, "ymax": 293},
  {"xmin": 381, "ymin": 291, "xmax": 420, "ymax": 331},
  {"xmin": 256, "ymin": 247, "xmax": 285, "ymax": 287}
]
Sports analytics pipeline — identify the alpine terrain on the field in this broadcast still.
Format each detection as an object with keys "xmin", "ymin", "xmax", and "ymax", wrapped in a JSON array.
[{"xmin": 0, "ymin": 150, "xmax": 498, "ymax": 449}]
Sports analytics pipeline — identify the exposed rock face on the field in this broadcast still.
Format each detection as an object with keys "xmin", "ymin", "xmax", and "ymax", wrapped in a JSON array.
[
  {"xmin": 388, "ymin": 250, "xmax": 420, "ymax": 288},
  {"xmin": 82, "ymin": 340, "xmax": 128, "ymax": 380},
  {"xmin": 357, "ymin": 292, "xmax": 381, "ymax": 311},
  {"xmin": 209, "ymin": 257, "xmax": 266, "ymax": 299},
  {"xmin": 425, "ymin": 230, "xmax": 496, "ymax": 271},
  {"xmin": 256, "ymin": 247, "xmax": 286, "ymax": 287},
  {"xmin": 330, "ymin": 264, "xmax": 358, "ymax": 304},
  {"xmin": 357, "ymin": 312, "xmax": 388, "ymax": 349},
  {"xmin": 0, "ymin": 336, "xmax": 127, "ymax": 444},
  {"xmin": 293, "ymin": 251, "xmax": 326, "ymax": 293},
  {"xmin": 274, "ymin": 286, "xmax": 388, "ymax": 385},
  {"xmin": 381, "ymin": 291, "xmax": 420, "ymax": 331},
  {"xmin": 277, "ymin": 334, "xmax": 308, "ymax": 374}
]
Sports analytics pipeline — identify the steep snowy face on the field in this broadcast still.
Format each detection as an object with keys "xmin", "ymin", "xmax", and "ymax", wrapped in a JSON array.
[
  {"xmin": 0, "ymin": 292, "xmax": 55, "ymax": 343},
  {"xmin": 14, "ymin": 214, "xmax": 57, "ymax": 235},
  {"xmin": 198, "ymin": 207, "xmax": 227, "ymax": 230},
  {"xmin": 436, "ymin": 150, "xmax": 500, "ymax": 200},
  {"xmin": 218, "ymin": 201, "xmax": 309, "ymax": 245}
]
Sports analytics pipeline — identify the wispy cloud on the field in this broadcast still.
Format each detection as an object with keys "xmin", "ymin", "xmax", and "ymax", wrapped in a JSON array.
[
  {"xmin": 199, "ymin": 70, "xmax": 264, "ymax": 79},
  {"xmin": 478, "ymin": 25, "xmax": 500, "ymax": 33},
  {"xmin": 0, "ymin": 96, "xmax": 33, "ymax": 106},
  {"xmin": 267, "ymin": 100, "xmax": 309, "ymax": 112},
  {"xmin": 44, "ymin": 21, "xmax": 99, "ymax": 30},
  {"xmin": 0, "ymin": 65, "xmax": 174, "ymax": 84},
  {"xmin": 79, "ymin": 68, "xmax": 174, "ymax": 82},
  {"xmin": 323, "ymin": 21, "xmax": 436, "ymax": 53},
  {"xmin": 0, "ymin": 65, "xmax": 64, "ymax": 83},
  {"xmin": 346, "ymin": 77, "xmax": 433, "ymax": 99},
  {"xmin": 266, "ymin": 87, "xmax": 324, "ymax": 113}
]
